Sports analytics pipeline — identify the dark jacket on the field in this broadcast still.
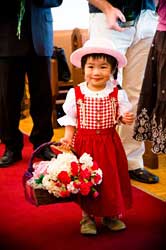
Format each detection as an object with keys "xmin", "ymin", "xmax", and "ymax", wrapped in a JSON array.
[{"xmin": 0, "ymin": 0, "xmax": 63, "ymax": 56}]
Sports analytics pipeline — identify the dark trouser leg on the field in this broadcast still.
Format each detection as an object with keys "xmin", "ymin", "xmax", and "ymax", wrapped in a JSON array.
[
  {"xmin": 0, "ymin": 57, "xmax": 25, "ymax": 152},
  {"xmin": 27, "ymin": 55, "xmax": 53, "ymax": 148}
]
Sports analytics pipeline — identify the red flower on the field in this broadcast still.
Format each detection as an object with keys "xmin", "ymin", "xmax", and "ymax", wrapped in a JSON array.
[
  {"xmin": 57, "ymin": 171, "xmax": 71, "ymax": 184},
  {"xmin": 93, "ymin": 190, "xmax": 99, "ymax": 198},
  {"xmin": 93, "ymin": 174, "xmax": 102, "ymax": 184},
  {"xmin": 91, "ymin": 161, "xmax": 99, "ymax": 170},
  {"xmin": 55, "ymin": 182, "xmax": 62, "ymax": 187},
  {"xmin": 71, "ymin": 162, "xmax": 79, "ymax": 176},
  {"xmin": 80, "ymin": 168, "xmax": 91, "ymax": 180},
  {"xmin": 60, "ymin": 190, "xmax": 70, "ymax": 197},
  {"xmin": 80, "ymin": 182, "xmax": 91, "ymax": 196},
  {"xmin": 73, "ymin": 180, "xmax": 81, "ymax": 189}
]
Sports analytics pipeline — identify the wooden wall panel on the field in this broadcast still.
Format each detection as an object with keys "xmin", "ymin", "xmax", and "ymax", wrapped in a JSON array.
[{"xmin": 53, "ymin": 28, "xmax": 89, "ymax": 85}]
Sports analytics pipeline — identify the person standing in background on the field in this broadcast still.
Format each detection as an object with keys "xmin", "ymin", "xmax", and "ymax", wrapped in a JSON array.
[
  {"xmin": 0, "ymin": 0, "xmax": 63, "ymax": 168},
  {"xmin": 133, "ymin": 0, "xmax": 166, "ymax": 154},
  {"xmin": 87, "ymin": 0, "xmax": 159, "ymax": 184}
]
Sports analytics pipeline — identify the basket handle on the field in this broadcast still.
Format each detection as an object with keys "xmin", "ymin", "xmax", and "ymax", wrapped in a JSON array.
[
  {"xmin": 28, "ymin": 141, "xmax": 58, "ymax": 173},
  {"xmin": 28, "ymin": 141, "xmax": 77, "ymax": 173}
]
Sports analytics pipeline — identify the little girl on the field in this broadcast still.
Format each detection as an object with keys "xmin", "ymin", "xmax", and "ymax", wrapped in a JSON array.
[{"xmin": 58, "ymin": 38, "xmax": 134, "ymax": 235}]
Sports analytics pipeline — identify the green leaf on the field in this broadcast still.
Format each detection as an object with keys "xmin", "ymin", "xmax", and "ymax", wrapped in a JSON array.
[{"xmin": 35, "ymin": 175, "xmax": 44, "ymax": 184}]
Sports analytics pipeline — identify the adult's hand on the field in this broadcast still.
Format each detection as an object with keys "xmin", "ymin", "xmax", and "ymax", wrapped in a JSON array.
[
  {"xmin": 104, "ymin": 5, "xmax": 127, "ymax": 31},
  {"xmin": 88, "ymin": 0, "xmax": 127, "ymax": 32}
]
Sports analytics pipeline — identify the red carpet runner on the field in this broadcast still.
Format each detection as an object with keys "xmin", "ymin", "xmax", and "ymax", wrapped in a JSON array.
[{"xmin": 0, "ymin": 135, "xmax": 165, "ymax": 250}]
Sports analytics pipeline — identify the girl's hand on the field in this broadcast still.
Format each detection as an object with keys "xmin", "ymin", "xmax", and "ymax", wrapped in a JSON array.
[
  {"xmin": 59, "ymin": 137, "xmax": 72, "ymax": 151},
  {"xmin": 59, "ymin": 125, "xmax": 75, "ymax": 151},
  {"xmin": 121, "ymin": 112, "xmax": 135, "ymax": 125}
]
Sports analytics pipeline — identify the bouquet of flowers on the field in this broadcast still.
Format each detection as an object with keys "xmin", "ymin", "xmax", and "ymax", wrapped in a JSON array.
[{"xmin": 27, "ymin": 152, "xmax": 103, "ymax": 199}]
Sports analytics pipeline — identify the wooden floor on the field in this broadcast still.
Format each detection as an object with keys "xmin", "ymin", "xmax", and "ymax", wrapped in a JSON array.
[{"xmin": 19, "ymin": 115, "xmax": 166, "ymax": 202}]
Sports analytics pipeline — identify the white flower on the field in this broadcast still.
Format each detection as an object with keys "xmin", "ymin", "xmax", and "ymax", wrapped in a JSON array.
[
  {"xmin": 42, "ymin": 175, "xmax": 52, "ymax": 190},
  {"xmin": 67, "ymin": 181, "xmax": 79, "ymax": 194},
  {"xmin": 79, "ymin": 153, "xmax": 93, "ymax": 167},
  {"xmin": 42, "ymin": 175, "xmax": 61, "ymax": 197},
  {"xmin": 46, "ymin": 153, "xmax": 78, "ymax": 180}
]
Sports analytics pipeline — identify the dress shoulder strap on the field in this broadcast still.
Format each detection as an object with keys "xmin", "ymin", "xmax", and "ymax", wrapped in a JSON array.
[
  {"xmin": 74, "ymin": 85, "xmax": 84, "ymax": 101},
  {"xmin": 109, "ymin": 86, "xmax": 118, "ymax": 99}
]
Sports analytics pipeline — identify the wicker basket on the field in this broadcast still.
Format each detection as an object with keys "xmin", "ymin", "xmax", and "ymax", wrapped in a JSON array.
[
  {"xmin": 29, "ymin": 187, "xmax": 75, "ymax": 206},
  {"xmin": 23, "ymin": 141, "xmax": 77, "ymax": 206}
]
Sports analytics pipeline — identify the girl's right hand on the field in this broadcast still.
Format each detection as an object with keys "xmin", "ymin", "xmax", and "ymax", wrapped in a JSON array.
[{"xmin": 59, "ymin": 137, "xmax": 72, "ymax": 151}]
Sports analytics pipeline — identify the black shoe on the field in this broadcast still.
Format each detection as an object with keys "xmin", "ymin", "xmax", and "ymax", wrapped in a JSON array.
[
  {"xmin": 0, "ymin": 149, "xmax": 22, "ymax": 167},
  {"xmin": 35, "ymin": 146, "xmax": 57, "ymax": 161},
  {"xmin": 129, "ymin": 168, "xmax": 159, "ymax": 184}
]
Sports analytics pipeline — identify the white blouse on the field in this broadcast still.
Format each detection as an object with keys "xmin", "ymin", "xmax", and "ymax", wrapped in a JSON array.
[{"xmin": 58, "ymin": 81, "xmax": 132, "ymax": 127}]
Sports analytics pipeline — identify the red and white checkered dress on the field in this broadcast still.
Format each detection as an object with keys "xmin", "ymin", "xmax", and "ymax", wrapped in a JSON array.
[{"xmin": 73, "ymin": 85, "xmax": 132, "ymax": 217}]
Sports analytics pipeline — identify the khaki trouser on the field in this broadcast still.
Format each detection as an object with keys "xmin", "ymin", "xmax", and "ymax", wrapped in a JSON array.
[{"xmin": 89, "ymin": 10, "xmax": 158, "ymax": 170}]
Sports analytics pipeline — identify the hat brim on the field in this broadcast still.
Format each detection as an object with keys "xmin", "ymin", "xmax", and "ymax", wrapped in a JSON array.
[{"xmin": 70, "ymin": 47, "xmax": 127, "ymax": 68}]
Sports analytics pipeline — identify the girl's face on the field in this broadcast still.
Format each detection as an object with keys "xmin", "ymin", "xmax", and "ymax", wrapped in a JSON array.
[{"xmin": 84, "ymin": 56, "xmax": 112, "ymax": 91}]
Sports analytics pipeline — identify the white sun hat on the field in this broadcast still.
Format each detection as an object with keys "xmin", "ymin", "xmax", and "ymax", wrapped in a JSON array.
[{"xmin": 70, "ymin": 38, "xmax": 127, "ymax": 68}]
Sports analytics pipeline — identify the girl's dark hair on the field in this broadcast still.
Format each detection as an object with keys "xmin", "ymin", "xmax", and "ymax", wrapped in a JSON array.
[{"xmin": 81, "ymin": 53, "xmax": 118, "ymax": 80}]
